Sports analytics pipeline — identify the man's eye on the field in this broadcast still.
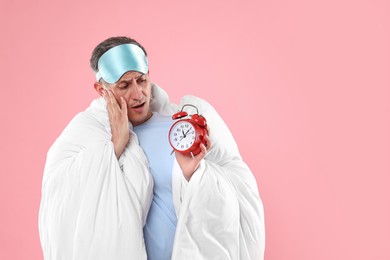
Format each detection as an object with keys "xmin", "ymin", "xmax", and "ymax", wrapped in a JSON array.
[
  {"xmin": 137, "ymin": 78, "xmax": 146, "ymax": 83},
  {"xmin": 119, "ymin": 84, "xmax": 128, "ymax": 89}
]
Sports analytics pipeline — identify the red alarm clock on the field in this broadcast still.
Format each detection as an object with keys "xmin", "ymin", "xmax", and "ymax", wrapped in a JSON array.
[{"xmin": 168, "ymin": 104, "xmax": 208, "ymax": 157}]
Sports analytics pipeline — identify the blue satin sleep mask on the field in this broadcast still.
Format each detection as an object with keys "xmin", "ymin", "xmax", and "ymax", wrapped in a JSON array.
[{"xmin": 95, "ymin": 43, "xmax": 148, "ymax": 84}]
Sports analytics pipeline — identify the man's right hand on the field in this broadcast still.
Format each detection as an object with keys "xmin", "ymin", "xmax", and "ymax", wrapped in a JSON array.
[{"xmin": 103, "ymin": 89, "xmax": 130, "ymax": 159}]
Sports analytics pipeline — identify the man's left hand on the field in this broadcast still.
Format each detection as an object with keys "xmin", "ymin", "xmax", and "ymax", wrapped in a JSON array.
[{"xmin": 175, "ymin": 135, "xmax": 210, "ymax": 181}]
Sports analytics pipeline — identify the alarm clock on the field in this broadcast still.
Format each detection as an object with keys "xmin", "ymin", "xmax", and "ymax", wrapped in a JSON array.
[{"xmin": 168, "ymin": 104, "xmax": 208, "ymax": 157}]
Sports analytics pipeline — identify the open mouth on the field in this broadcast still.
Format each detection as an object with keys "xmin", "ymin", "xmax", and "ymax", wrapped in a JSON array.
[{"xmin": 131, "ymin": 102, "xmax": 145, "ymax": 109}]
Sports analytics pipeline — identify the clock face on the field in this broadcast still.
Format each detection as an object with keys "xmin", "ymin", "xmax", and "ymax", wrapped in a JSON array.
[{"xmin": 169, "ymin": 121, "xmax": 196, "ymax": 151}]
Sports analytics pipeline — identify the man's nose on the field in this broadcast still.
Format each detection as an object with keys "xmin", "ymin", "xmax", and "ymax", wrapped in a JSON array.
[{"xmin": 129, "ymin": 83, "xmax": 143, "ymax": 100}]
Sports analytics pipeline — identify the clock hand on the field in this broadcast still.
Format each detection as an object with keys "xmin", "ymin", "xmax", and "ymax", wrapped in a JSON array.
[
  {"xmin": 179, "ymin": 130, "xmax": 185, "ymax": 141},
  {"xmin": 181, "ymin": 129, "xmax": 189, "ymax": 139},
  {"xmin": 179, "ymin": 128, "xmax": 190, "ymax": 141}
]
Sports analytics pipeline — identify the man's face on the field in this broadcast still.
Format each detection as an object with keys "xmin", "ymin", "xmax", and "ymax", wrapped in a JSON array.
[{"xmin": 101, "ymin": 71, "xmax": 153, "ymax": 126}]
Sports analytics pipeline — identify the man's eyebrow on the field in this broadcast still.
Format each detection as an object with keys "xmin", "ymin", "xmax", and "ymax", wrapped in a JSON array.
[{"xmin": 117, "ymin": 74, "xmax": 145, "ymax": 84}]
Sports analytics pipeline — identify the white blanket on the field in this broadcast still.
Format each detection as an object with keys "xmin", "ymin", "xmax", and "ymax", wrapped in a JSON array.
[{"xmin": 39, "ymin": 84, "xmax": 265, "ymax": 260}]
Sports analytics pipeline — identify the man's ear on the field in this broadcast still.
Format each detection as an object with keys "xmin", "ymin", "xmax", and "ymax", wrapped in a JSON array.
[{"xmin": 94, "ymin": 82, "xmax": 105, "ymax": 96}]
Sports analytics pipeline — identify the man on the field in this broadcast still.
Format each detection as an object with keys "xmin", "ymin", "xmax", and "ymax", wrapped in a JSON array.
[{"xmin": 39, "ymin": 36, "xmax": 265, "ymax": 260}]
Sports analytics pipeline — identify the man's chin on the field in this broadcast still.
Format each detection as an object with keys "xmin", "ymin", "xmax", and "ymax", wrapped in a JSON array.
[{"xmin": 129, "ymin": 111, "xmax": 152, "ymax": 126}]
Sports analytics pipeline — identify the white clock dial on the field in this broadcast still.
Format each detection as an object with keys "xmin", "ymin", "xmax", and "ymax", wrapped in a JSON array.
[{"xmin": 170, "ymin": 121, "xmax": 196, "ymax": 151}]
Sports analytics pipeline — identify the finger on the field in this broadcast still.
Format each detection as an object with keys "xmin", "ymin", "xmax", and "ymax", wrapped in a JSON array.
[
  {"xmin": 103, "ymin": 90, "xmax": 115, "ymax": 113},
  {"xmin": 107, "ymin": 89, "xmax": 119, "ymax": 107},
  {"xmin": 120, "ymin": 96, "xmax": 127, "ymax": 114},
  {"xmin": 204, "ymin": 134, "xmax": 211, "ymax": 149},
  {"xmin": 200, "ymin": 143, "xmax": 208, "ymax": 156},
  {"xmin": 104, "ymin": 89, "xmax": 114, "ymax": 107},
  {"xmin": 102, "ymin": 89, "xmax": 109, "ymax": 102}
]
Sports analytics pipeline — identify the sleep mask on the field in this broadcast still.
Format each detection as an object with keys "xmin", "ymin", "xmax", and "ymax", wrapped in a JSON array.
[{"xmin": 95, "ymin": 43, "xmax": 148, "ymax": 84}]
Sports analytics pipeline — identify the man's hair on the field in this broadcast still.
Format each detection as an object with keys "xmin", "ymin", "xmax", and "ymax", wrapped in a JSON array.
[{"xmin": 90, "ymin": 36, "xmax": 148, "ymax": 73}]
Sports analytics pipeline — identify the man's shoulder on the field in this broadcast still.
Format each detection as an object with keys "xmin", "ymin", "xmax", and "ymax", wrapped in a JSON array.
[
  {"xmin": 66, "ymin": 109, "xmax": 107, "ymax": 134},
  {"xmin": 179, "ymin": 95, "xmax": 216, "ymax": 115},
  {"xmin": 55, "ymin": 99, "xmax": 109, "ymax": 140}
]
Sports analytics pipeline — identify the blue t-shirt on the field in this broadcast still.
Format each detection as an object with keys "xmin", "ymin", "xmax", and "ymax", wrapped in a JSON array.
[{"xmin": 133, "ymin": 113, "xmax": 177, "ymax": 260}]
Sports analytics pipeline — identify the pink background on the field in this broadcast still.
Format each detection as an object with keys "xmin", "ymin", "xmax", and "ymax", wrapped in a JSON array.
[{"xmin": 1, "ymin": 0, "xmax": 389, "ymax": 259}]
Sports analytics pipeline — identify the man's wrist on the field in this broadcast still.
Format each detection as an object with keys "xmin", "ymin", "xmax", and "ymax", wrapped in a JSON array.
[
  {"xmin": 183, "ymin": 161, "xmax": 204, "ymax": 181},
  {"xmin": 113, "ymin": 141, "xmax": 126, "ymax": 159}
]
